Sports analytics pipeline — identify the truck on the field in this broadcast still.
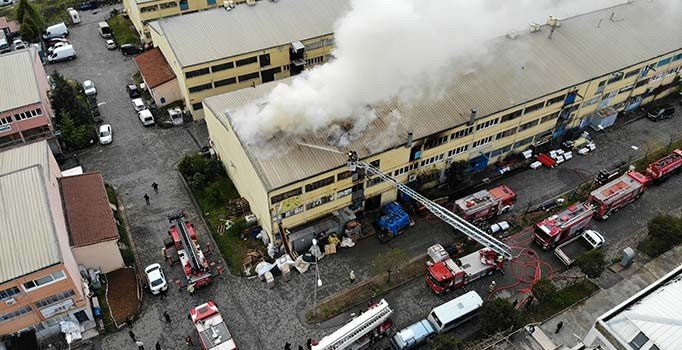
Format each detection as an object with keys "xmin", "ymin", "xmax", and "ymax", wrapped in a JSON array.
[
  {"xmin": 189, "ymin": 301, "xmax": 237, "ymax": 350},
  {"xmin": 588, "ymin": 171, "xmax": 649, "ymax": 220},
  {"xmin": 533, "ymin": 202, "xmax": 594, "ymax": 250},
  {"xmin": 167, "ymin": 212, "xmax": 212, "ymax": 290},
  {"xmin": 645, "ymin": 149, "xmax": 682, "ymax": 183},
  {"xmin": 554, "ymin": 229, "xmax": 605, "ymax": 266},
  {"xmin": 453, "ymin": 185, "xmax": 516, "ymax": 223},
  {"xmin": 311, "ymin": 299, "xmax": 393, "ymax": 350},
  {"xmin": 425, "ymin": 245, "xmax": 504, "ymax": 295}
]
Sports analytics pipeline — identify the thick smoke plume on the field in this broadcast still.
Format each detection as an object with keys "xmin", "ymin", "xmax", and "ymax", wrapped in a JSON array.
[{"xmin": 230, "ymin": 0, "xmax": 628, "ymax": 147}]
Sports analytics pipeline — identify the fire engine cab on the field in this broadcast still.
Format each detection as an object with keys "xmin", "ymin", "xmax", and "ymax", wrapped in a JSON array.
[{"xmin": 533, "ymin": 202, "xmax": 594, "ymax": 250}]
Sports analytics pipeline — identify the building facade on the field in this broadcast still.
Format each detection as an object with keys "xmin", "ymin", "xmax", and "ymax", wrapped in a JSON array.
[
  {"xmin": 0, "ymin": 48, "xmax": 55, "ymax": 150},
  {"xmin": 133, "ymin": 47, "xmax": 183, "ymax": 107},
  {"xmin": 148, "ymin": 0, "xmax": 347, "ymax": 119},
  {"xmin": 204, "ymin": 1, "xmax": 682, "ymax": 245},
  {"xmin": 0, "ymin": 142, "xmax": 94, "ymax": 341}
]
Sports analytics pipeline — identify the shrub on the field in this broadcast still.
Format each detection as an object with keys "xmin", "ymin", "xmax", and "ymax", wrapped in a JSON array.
[
  {"xmin": 532, "ymin": 279, "xmax": 557, "ymax": 303},
  {"xmin": 639, "ymin": 215, "xmax": 682, "ymax": 257},
  {"xmin": 427, "ymin": 334, "xmax": 465, "ymax": 350},
  {"xmin": 575, "ymin": 249, "xmax": 606, "ymax": 278},
  {"xmin": 479, "ymin": 298, "xmax": 528, "ymax": 335}
]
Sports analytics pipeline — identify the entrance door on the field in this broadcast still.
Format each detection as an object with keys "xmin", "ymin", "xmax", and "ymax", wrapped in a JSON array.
[{"xmin": 364, "ymin": 195, "xmax": 381, "ymax": 211}]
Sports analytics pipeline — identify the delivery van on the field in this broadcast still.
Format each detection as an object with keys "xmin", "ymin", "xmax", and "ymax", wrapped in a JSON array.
[
  {"xmin": 47, "ymin": 45, "xmax": 76, "ymax": 63},
  {"xmin": 98, "ymin": 22, "xmax": 112, "ymax": 38},
  {"xmin": 43, "ymin": 22, "xmax": 69, "ymax": 40}
]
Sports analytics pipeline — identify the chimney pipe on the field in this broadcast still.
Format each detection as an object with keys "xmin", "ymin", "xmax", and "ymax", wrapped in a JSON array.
[
  {"xmin": 468, "ymin": 109, "xmax": 477, "ymax": 126},
  {"xmin": 406, "ymin": 132, "xmax": 413, "ymax": 148}
]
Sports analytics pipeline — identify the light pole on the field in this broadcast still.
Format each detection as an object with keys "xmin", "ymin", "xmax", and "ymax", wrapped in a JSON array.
[{"xmin": 311, "ymin": 239, "xmax": 323, "ymax": 318}]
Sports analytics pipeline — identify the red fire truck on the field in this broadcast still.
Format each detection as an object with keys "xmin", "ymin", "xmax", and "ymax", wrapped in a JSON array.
[
  {"xmin": 453, "ymin": 185, "xmax": 516, "ymax": 223},
  {"xmin": 533, "ymin": 202, "xmax": 594, "ymax": 250},
  {"xmin": 168, "ymin": 212, "xmax": 212, "ymax": 289},
  {"xmin": 425, "ymin": 245, "xmax": 504, "ymax": 294},
  {"xmin": 587, "ymin": 171, "xmax": 649, "ymax": 220},
  {"xmin": 646, "ymin": 149, "xmax": 682, "ymax": 183},
  {"xmin": 189, "ymin": 301, "xmax": 237, "ymax": 350}
]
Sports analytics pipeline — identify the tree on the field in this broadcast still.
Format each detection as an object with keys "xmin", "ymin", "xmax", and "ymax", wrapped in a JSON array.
[
  {"xmin": 19, "ymin": 16, "xmax": 41, "ymax": 43},
  {"xmin": 532, "ymin": 279, "xmax": 557, "ymax": 303},
  {"xmin": 478, "ymin": 298, "xmax": 528, "ymax": 336},
  {"xmin": 49, "ymin": 72, "xmax": 92, "ymax": 126},
  {"xmin": 59, "ymin": 113, "xmax": 94, "ymax": 150},
  {"xmin": 575, "ymin": 249, "xmax": 606, "ymax": 278},
  {"xmin": 16, "ymin": 0, "xmax": 45, "ymax": 41},
  {"xmin": 427, "ymin": 333, "xmax": 465, "ymax": 350},
  {"xmin": 373, "ymin": 248, "xmax": 408, "ymax": 284},
  {"xmin": 640, "ymin": 215, "xmax": 682, "ymax": 257}
]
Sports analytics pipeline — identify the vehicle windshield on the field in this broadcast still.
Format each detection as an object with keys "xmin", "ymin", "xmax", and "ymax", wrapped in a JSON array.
[
  {"xmin": 84, "ymin": 82, "xmax": 93, "ymax": 89},
  {"xmin": 102, "ymin": 27, "xmax": 111, "ymax": 34},
  {"xmin": 150, "ymin": 278, "xmax": 164, "ymax": 287},
  {"xmin": 427, "ymin": 271, "xmax": 448, "ymax": 288},
  {"xmin": 145, "ymin": 117, "xmax": 154, "ymax": 122},
  {"xmin": 534, "ymin": 226, "xmax": 552, "ymax": 243},
  {"xmin": 100, "ymin": 130, "xmax": 110, "ymax": 137}
]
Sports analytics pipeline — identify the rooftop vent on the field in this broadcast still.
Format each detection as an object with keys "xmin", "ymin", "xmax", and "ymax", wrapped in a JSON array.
[
  {"xmin": 529, "ymin": 23, "xmax": 541, "ymax": 33},
  {"xmin": 506, "ymin": 31, "xmax": 518, "ymax": 40}
]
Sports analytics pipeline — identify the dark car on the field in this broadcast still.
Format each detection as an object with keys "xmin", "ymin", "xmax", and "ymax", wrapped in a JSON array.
[
  {"xmin": 120, "ymin": 44, "xmax": 142, "ymax": 56},
  {"xmin": 646, "ymin": 104, "xmax": 675, "ymax": 121},
  {"xmin": 78, "ymin": 1, "xmax": 97, "ymax": 10},
  {"xmin": 127, "ymin": 84, "xmax": 140, "ymax": 98}
]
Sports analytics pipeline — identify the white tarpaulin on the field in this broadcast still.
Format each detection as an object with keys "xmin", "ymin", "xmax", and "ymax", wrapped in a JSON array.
[{"xmin": 60, "ymin": 320, "xmax": 82, "ymax": 344}]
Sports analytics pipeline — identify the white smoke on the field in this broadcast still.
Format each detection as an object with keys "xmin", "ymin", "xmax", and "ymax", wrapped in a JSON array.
[{"xmin": 230, "ymin": 0, "xmax": 630, "ymax": 147}]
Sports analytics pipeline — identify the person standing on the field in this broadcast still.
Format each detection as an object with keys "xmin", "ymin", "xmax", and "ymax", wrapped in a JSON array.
[
  {"xmin": 284, "ymin": 342, "xmax": 292, "ymax": 350},
  {"xmin": 155, "ymin": 342, "xmax": 161, "ymax": 350},
  {"xmin": 185, "ymin": 335, "xmax": 193, "ymax": 346},
  {"xmin": 163, "ymin": 311, "xmax": 171, "ymax": 323},
  {"xmin": 555, "ymin": 321, "xmax": 564, "ymax": 334},
  {"xmin": 306, "ymin": 338, "xmax": 312, "ymax": 350},
  {"xmin": 152, "ymin": 182, "xmax": 159, "ymax": 194},
  {"xmin": 136, "ymin": 340, "xmax": 144, "ymax": 350},
  {"xmin": 349, "ymin": 270, "xmax": 356, "ymax": 284},
  {"xmin": 298, "ymin": 346, "xmax": 304, "ymax": 350},
  {"xmin": 144, "ymin": 193, "xmax": 150, "ymax": 205},
  {"xmin": 128, "ymin": 330, "xmax": 137, "ymax": 342},
  {"xmin": 488, "ymin": 280, "xmax": 496, "ymax": 293}
]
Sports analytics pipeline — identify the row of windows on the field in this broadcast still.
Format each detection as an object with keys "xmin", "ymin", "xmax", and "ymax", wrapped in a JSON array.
[
  {"xmin": 10, "ymin": 108, "xmax": 43, "ymax": 122},
  {"xmin": 159, "ymin": 1, "xmax": 177, "ymax": 9},
  {"xmin": 450, "ymin": 126, "xmax": 473, "ymax": 140},
  {"xmin": 447, "ymin": 144, "xmax": 469, "ymax": 158},
  {"xmin": 185, "ymin": 55, "xmax": 260, "ymax": 79},
  {"xmin": 420, "ymin": 153, "xmax": 444, "ymax": 167},
  {"xmin": 188, "ymin": 74, "xmax": 252, "ymax": 94},
  {"xmin": 0, "ymin": 116, "xmax": 12, "ymax": 125},
  {"xmin": 35, "ymin": 290, "xmax": 75, "ymax": 309},
  {"xmin": 518, "ymin": 119, "xmax": 539, "ymax": 131},
  {"xmin": 305, "ymin": 38, "xmax": 334, "ymax": 51},
  {"xmin": 366, "ymin": 177, "xmax": 384, "ymax": 187},
  {"xmin": 0, "ymin": 286, "xmax": 20, "ymax": 301},
  {"xmin": 305, "ymin": 56, "xmax": 324, "ymax": 66},
  {"xmin": 24, "ymin": 271, "xmax": 66, "ymax": 291},
  {"xmin": 271, "ymin": 187, "xmax": 302, "ymax": 205},
  {"xmin": 306, "ymin": 194, "xmax": 334, "ymax": 210},
  {"xmin": 0, "ymin": 306, "xmax": 32, "ymax": 323},
  {"xmin": 393, "ymin": 162, "xmax": 420, "ymax": 177},
  {"xmin": 305, "ymin": 176, "xmax": 334, "ymax": 192},
  {"xmin": 496, "ymin": 127, "xmax": 517, "ymax": 140},
  {"xmin": 472, "ymin": 136, "xmax": 493, "ymax": 148},
  {"xmin": 424, "ymin": 135, "xmax": 449, "ymax": 150},
  {"xmin": 475, "ymin": 118, "xmax": 498, "ymax": 131}
]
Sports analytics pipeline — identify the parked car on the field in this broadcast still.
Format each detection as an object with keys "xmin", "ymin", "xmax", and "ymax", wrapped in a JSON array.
[
  {"xmin": 47, "ymin": 45, "xmax": 76, "ymax": 63},
  {"xmin": 120, "ymin": 44, "xmax": 142, "ymax": 56},
  {"xmin": 48, "ymin": 42, "xmax": 68, "ymax": 54},
  {"xmin": 138, "ymin": 109, "xmax": 155, "ymax": 126},
  {"xmin": 83, "ymin": 80, "xmax": 97, "ymax": 96},
  {"xmin": 144, "ymin": 264, "xmax": 167, "ymax": 295},
  {"xmin": 43, "ymin": 22, "xmax": 69, "ymax": 40},
  {"xmin": 98, "ymin": 124, "xmax": 112, "ymax": 145},
  {"xmin": 646, "ymin": 104, "xmax": 675, "ymax": 121},
  {"xmin": 132, "ymin": 98, "xmax": 145, "ymax": 111},
  {"xmin": 127, "ymin": 84, "xmax": 140, "ymax": 98},
  {"xmin": 0, "ymin": 0, "xmax": 14, "ymax": 7},
  {"xmin": 47, "ymin": 37, "xmax": 69, "ymax": 46},
  {"xmin": 67, "ymin": 8, "xmax": 81, "ymax": 24},
  {"xmin": 78, "ymin": 0, "xmax": 97, "ymax": 10},
  {"xmin": 105, "ymin": 39, "xmax": 117, "ymax": 50},
  {"xmin": 12, "ymin": 39, "xmax": 26, "ymax": 50}
]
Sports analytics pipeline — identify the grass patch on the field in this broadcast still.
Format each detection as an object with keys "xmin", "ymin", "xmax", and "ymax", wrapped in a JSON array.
[
  {"xmin": 307, "ymin": 257, "xmax": 426, "ymax": 322},
  {"xmin": 528, "ymin": 279, "xmax": 598, "ymax": 321},
  {"xmin": 0, "ymin": 0, "xmax": 77, "ymax": 25},
  {"xmin": 107, "ymin": 15, "xmax": 139, "ymax": 46},
  {"xmin": 106, "ymin": 184, "xmax": 135, "ymax": 266}
]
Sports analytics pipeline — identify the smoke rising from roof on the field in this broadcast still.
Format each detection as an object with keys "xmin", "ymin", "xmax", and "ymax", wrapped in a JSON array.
[{"xmin": 230, "ymin": 0, "xmax": 627, "ymax": 147}]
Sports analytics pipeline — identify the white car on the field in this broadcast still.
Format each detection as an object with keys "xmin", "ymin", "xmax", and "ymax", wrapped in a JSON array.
[
  {"xmin": 98, "ymin": 124, "xmax": 112, "ymax": 145},
  {"xmin": 12, "ymin": 39, "xmax": 26, "ymax": 50},
  {"xmin": 131, "ymin": 98, "xmax": 145, "ymax": 111},
  {"xmin": 105, "ymin": 39, "xmax": 116, "ymax": 50},
  {"xmin": 47, "ymin": 42, "xmax": 67, "ymax": 54},
  {"xmin": 138, "ymin": 109, "xmax": 155, "ymax": 126},
  {"xmin": 0, "ymin": 0, "xmax": 14, "ymax": 8},
  {"xmin": 83, "ymin": 80, "xmax": 96, "ymax": 96},
  {"xmin": 144, "ymin": 263, "xmax": 168, "ymax": 295}
]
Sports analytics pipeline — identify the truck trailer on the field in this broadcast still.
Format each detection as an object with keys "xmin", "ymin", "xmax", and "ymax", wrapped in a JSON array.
[
  {"xmin": 588, "ymin": 171, "xmax": 649, "ymax": 220},
  {"xmin": 312, "ymin": 300, "xmax": 393, "ymax": 350},
  {"xmin": 533, "ymin": 203, "xmax": 594, "ymax": 250},
  {"xmin": 425, "ymin": 245, "xmax": 504, "ymax": 295},
  {"xmin": 554, "ymin": 229, "xmax": 605, "ymax": 266},
  {"xmin": 645, "ymin": 149, "xmax": 682, "ymax": 183},
  {"xmin": 453, "ymin": 185, "xmax": 516, "ymax": 223}
]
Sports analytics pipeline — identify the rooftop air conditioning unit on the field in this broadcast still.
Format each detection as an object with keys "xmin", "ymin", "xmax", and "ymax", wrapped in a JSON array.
[
  {"xmin": 5, "ymin": 298, "xmax": 16, "ymax": 306},
  {"xmin": 223, "ymin": 0, "xmax": 234, "ymax": 9},
  {"xmin": 246, "ymin": 0, "xmax": 256, "ymax": 5},
  {"xmin": 529, "ymin": 23, "xmax": 541, "ymax": 32},
  {"xmin": 547, "ymin": 16, "xmax": 560, "ymax": 27},
  {"xmin": 408, "ymin": 174, "xmax": 417, "ymax": 182}
]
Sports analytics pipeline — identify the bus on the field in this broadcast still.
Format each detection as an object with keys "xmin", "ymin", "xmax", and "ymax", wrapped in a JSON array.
[{"xmin": 427, "ymin": 291, "xmax": 483, "ymax": 334}]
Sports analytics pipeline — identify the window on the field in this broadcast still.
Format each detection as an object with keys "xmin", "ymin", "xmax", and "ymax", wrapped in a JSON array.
[
  {"xmin": 370, "ymin": 159, "xmax": 380, "ymax": 168},
  {"xmin": 305, "ymin": 176, "xmax": 334, "ymax": 192},
  {"xmin": 650, "ymin": 73, "xmax": 664, "ymax": 82},
  {"xmin": 518, "ymin": 119, "xmax": 539, "ymax": 131},
  {"xmin": 23, "ymin": 271, "xmax": 65, "ymax": 291},
  {"xmin": 259, "ymin": 54, "xmax": 271, "ymax": 67},
  {"xmin": 0, "ymin": 116, "xmax": 12, "ymax": 125},
  {"xmin": 337, "ymin": 187, "xmax": 352, "ymax": 198},
  {"xmin": 523, "ymin": 101, "xmax": 545, "ymax": 114},
  {"xmin": 472, "ymin": 136, "xmax": 493, "ymax": 148},
  {"xmin": 656, "ymin": 57, "xmax": 671, "ymax": 67},
  {"xmin": 0, "ymin": 286, "xmax": 20, "ymax": 301},
  {"xmin": 624, "ymin": 69, "xmax": 640, "ymax": 79},
  {"xmin": 546, "ymin": 94, "xmax": 565, "ymax": 105},
  {"xmin": 184, "ymin": 67, "xmax": 210, "ymax": 79},
  {"xmin": 0, "ymin": 306, "xmax": 32, "ymax": 323},
  {"xmin": 270, "ymin": 187, "xmax": 302, "ymax": 204},
  {"xmin": 277, "ymin": 206, "xmax": 303, "ymax": 220},
  {"xmin": 673, "ymin": 53, "xmax": 682, "ymax": 62},
  {"xmin": 607, "ymin": 73, "xmax": 623, "ymax": 85},
  {"xmin": 635, "ymin": 78, "xmax": 650, "ymax": 88},
  {"xmin": 140, "ymin": 5, "xmax": 158, "ymax": 12},
  {"xmin": 159, "ymin": 1, "xmax": 177, "ymax": 9},
  {"xmin": 192, "ymin": 102, "xmax": 203, "ymax": 111},
  {"xmin": 34, "ymin": 290, "xmax": 75, "ymax": 309},
  {"xmin": 306, "ymin": 195, "xmax": 334, "ymax": 210},
  {"xmin": 629, "ymin": 332, "xmax": 649, "ymax": 349},
  {"xmin": 211, "ymin": 62, "xmax": 234, "ymax": 72},
  {"xmin": 495, "ymin": 127, "xmax": 517, "ymax": 140},
  {"xmin": 337, "ymin": 171, "xmax": 352, "ymax": 181},
  {"xmin": 188, "ymin": 83, "xmax": 212, "ymax": 93},
  {"xmin": 489, "ymin": 145, "xmax": 512, "ymax": 158},
  {"xmin": 475, "ymin": 118, "xmax": 499, "ymax": 131},
  {"xmin": 13, "ymin": 108, "xmax": 41, "ymax": 121},
  {"xmin": 235, "ymin": 56, "xmax": 257, "ymax": 67},
  {"xmin": 500, "ymin": 109, "xmax": 523, "ymax": 123},
  {"xmin": 450, "ymin": 126, "xmax": 473, "ymax": 140},
  {"xmin": 366, "ymin": 177, "xmax": 384, "ymax": 187},
  {"xmin": 424, "ymin": 135, "xmax": 448, "ymax": 150},
  {"xmin": 207, "ymin": 0, "xmax": 216, "ymax": 5},
  {"xmin": 238, "ymin": 72, "xmax": 260, "ymax": 82},
  {"xmin": 514, "ymin": 136, "xmax": 533, "ymax": 149},
  {"xmin": 540, "ymin": 112, "xmax": 560, "ymax": 124},
  {"xmin": 179, "ymin": 0, "xmax": 188, "ymax": 10},
  {"xmin": 582, "ymin": 96, "xmax": 600, "ymax": 107},
  {"xmin": 214, "ymin": 77, "xmax": 236, "ymax": 87},
  {"xmin": 618, "ymin": 85, "xmax": 633, "ymax": 94},
  {"xmin": 447, "ymin": 144, "xmax": 469, "ymax": 158},
  {"xmin": 595, "ymin": 80, "xmax": 607, "ymax": 94}
]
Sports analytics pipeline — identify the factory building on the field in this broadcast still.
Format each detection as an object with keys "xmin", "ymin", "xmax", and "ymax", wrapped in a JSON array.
[{"xmin": 203, "ymin": 1, "xmax": 682, "ymax": 245}]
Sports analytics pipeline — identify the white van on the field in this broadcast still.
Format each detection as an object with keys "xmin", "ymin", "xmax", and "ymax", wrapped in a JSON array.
[
  {"xmin": 138, "ymin": 109, "xmax": 155, "ymax": 126},
  {"xmin": 67, "ymin": 8, "xmax": 81, "ymax": 24},
  {"xmin": 47, "ymin": 45, "xmax": 76, "ymax": 63},
  {"xmin": 98, "ymin": 22, "xmax": 112, "ymax": 39},
  {"xmin": 427, "ymin": 291, "xmax": 483, "ymax": 334},
  {"xmin": 43, "ymin": 22, "xmax": 69, "ymax": 40}
]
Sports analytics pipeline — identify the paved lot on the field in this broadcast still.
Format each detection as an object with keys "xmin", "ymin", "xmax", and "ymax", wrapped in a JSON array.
[{"xmin": 54, "ymin": 8, "xmax": 682, "ymax": 349}]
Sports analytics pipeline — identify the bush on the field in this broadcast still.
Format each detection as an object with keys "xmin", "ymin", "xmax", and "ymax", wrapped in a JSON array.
[
  {"xmin": 427, "ymin": 334, "xmax": 465, "ymax": 350},
  {"xmin": 479, "ymin": 298, "xmax": 528, "ymax": 335},
  {"xmin": 575, "ymin": 249, "xmax": 606, "ymax": 278},
  {"xmin": 639, "ymin": 215, "xmax": 682, "ymax": 257},
  {"xmin": 60, "ymin": 114, "xmax": 95, "ymax": 150},
  {"xmin": 532, "ymin": 279, "xmax": 557, "ymax": 303}
]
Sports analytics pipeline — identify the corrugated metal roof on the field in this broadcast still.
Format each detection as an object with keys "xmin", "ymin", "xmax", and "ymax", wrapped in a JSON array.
[
  {"xmin": 605, "ymin": 272, "xmax": 682, "ymax": 350},
  {"xmin": 204, "ymin": 0, "xmax": 682, "ymax": 192},
  {"xmin": 0, "ymin": 48, "xmax": 42, "ymax": 112},
  {"xmin": 150, "ymin": 0, "xmax": 351, "ymax": 67},
  {"xmin": 0, "ymin": 140, "xmax": 49, "ymax": 176}
]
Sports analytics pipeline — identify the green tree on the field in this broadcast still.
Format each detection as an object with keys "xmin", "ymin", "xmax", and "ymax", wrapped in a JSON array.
[
  {"xmin": 479, "ymin": 298, "xmax": 528, "ymax": 335},
  {"xmin": 59, "ymin": 113, "xmax": 94, "ymax": 150},
  {"xmin": 427, "ymin": 333, "xmax": 465, "ymax": 350},
  {"xmin": 640, "ymin": 215, "xmax": 682, "ymax": 257},
  {"xmin": 49, "ymin": 72, "xmax": 92, "ymax": 126},
  {"xmin": 532, "ymin": 279, "xmax": 557, "ymax": 303},
  {"xmin": 373, "ymin": 248, "xmax": 408, "ymax": 284},
  {"xmin": 575, "ymin": 249, "xmax": 606, "ymax": 278},
  {"xmin": 16, "ymin": 0, "xmax": 45, "ymax": 40},
  {"xmin": 19, "ymin": 16, "xmax": 40, "ymax": 43}
]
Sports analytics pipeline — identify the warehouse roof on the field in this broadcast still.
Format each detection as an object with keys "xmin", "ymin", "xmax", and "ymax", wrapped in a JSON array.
[
  {"xmin": 133, "ymin": 48, "xmax": 176, "ymax": 89},
  {"xmin": 60, "ymin": 172, "xmax": 119, "ymax": 248},
  {"xmin": 0, "ymin": 142, "xmax": 61, "ymax": 283},
  {"xmin": 0, "ymin": 48, "xmax": 42, "ymax": 113},
  {"xmin": 148, "ymin": 0, "xmax": 350, "ymax": 67},
  {"xmin": 204, "ymin": 0, "xmax": 682, "ymax": 192}
]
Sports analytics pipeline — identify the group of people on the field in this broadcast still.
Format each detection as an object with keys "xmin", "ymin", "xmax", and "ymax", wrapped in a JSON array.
[
  {"xmin": 144, "ymin": 182, "xmax": 159, "ymax": 205},
  {"xmin": 126, "ymin": 315, "xmax": 193, "ymax": 350},
  {"xmin": 284, "ymin": 338, "xmax": 313, "ymax": 350}
]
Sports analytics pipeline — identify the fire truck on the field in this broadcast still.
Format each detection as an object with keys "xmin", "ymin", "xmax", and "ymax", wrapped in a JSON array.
[
  {"xmin": 311, "ymin": 299, "xmax": 393, "ymax": 350},
  {"xmin": 453, "ymin": 185, "xmax": 516, "ymax": 223},
  {"xmin": 425, "ymin": 245, "xmax": 504, "ymax": 295},
  {"xmin": 168, "ymin": 212, "xmax": 212, "ymax": 289},
  {"xmin": 587, "ymin": 171, "xmax": 649, "ymax": 220},
  {"xmin": 533, "ymin": 202, "xmax": 594, "ymax": 250},
  {"xmin": 189, "ymin": 301, "xmax": 237, "ymax": 350},
  {"xmin": 645, "ymin": 149, "xmax": 682, "ymax": 183}
]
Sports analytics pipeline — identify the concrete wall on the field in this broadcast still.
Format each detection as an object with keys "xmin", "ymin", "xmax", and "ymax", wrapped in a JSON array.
[
  {"xmin": 149, "ymin": 77, "xmax": 182, "ymax": 107},
  {"xmin": 71, "ymin": 240, "xmax": 125, "ymax": 273}
]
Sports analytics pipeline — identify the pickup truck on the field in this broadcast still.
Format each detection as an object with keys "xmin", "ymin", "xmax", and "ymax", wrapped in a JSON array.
[{"xmin": 554, "ymin": 229, "xmax": 605, "ymax": 266}]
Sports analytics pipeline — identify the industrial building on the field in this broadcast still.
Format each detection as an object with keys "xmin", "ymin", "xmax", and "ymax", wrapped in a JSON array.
[
  {"xmin": 583, "ymin": 264, "xmax": 682, "ymax": 350},
  {"xmin": 147, "ymin": 0, "xmax": 348, "ymax": 119},
  {"xmin": 204, "ymin": 1, "xmax": 682, "ymax": 246}
]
